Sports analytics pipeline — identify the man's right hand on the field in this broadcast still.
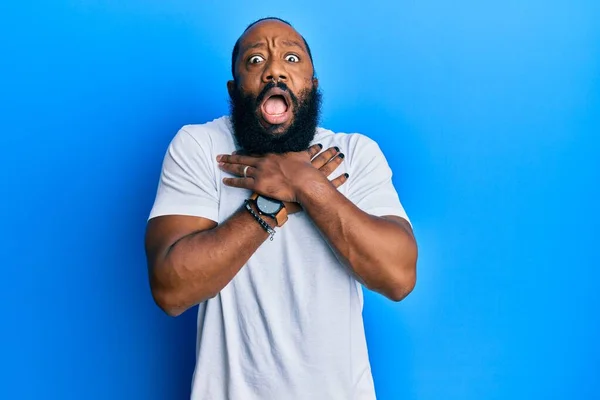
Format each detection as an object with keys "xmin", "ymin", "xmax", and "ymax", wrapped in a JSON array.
[{"xmin": 285, "ymin": 144, "xmax": 347, "ymax": 214}]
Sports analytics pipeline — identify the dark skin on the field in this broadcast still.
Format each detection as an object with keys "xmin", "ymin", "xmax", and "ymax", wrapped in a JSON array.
[{"xmin": 145, "ymin": 20, "xmax": 417, "ymax": 317}]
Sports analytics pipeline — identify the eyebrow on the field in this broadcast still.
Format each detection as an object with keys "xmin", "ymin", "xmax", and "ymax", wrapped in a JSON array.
[
  {"xmin": 245, "ymin": 42, "xmax": 267, "ymax": 51},
  {"xmin": 281, "ymin": 40, "xmax": 306, "ymax": 52}
]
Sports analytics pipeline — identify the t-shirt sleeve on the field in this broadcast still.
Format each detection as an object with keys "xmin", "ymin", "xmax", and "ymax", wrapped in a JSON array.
[
  {"xmin": 148, "ymin": 127, "xmax": 219, "ymax": 222},
  {"xmin": 347, "ymin": 135, "xmax": 411, "ymax": 225}
]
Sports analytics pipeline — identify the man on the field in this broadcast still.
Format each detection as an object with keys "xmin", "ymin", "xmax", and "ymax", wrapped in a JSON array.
[{"xmin": 145, "ymin": 17, "xmax": 418, "ymax": 400}]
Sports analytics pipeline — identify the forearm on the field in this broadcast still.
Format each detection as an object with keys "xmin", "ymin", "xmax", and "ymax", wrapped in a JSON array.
[
  {"xmin": 152, "ymin": 204, "xmax": 273, "ymax": 315},
  {"xmin": 297, "ymin": 176, "xmax": 417, "ymax": 301}
]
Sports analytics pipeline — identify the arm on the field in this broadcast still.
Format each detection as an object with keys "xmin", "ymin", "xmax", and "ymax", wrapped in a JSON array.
[
  {"xmin": 145, "ymin": 206, "xmax": 275, "ymax": 317},
  {"xmin": 296, "ymin": 137, "xmax": 417, "ymax": 301},
  {"xmin": 219, "ymin": 138, "xmax": 417, "ymax": 302},
  {"xmin": 296, "ymin": 176, "xmax": 417, "ymax": 302},
  {"xmin": 146, "ymin": 138, "xmax": 344, "ymax": 316}
]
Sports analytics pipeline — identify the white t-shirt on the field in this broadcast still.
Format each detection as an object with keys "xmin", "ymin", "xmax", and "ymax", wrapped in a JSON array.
[{"xmin": 149, "ymin": 116, "xmax": 410, "ymax": 400}]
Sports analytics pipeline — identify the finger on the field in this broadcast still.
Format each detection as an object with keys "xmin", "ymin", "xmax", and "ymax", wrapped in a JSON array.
[
  {"xmin": 311, "ymin": 146, "xmax": 340, "ymax": 169},
  {"xmin": 222, "ymin": 177, "xmax": 254, "ymax": 190},
  {"xmin": 306, "ymin": 143, "xmax": 323, "ymax": 159},
  {"xmin": 319, "ymin": 153, "xmax": 344, "ymax": 176},
  {"xmin": 234, "ymin": 150, "xmax": 262, "ymax": 157},
  {"xmin": 217, "ymin": 154, "xmax": 260, "ymax": 166},
  {"xmin": 218, "ymin": 162, "xmax": 256, "ymax": 178},
  {"xmin": 330, "ymin": 172, "xmax": 349, "ymax": 189}
]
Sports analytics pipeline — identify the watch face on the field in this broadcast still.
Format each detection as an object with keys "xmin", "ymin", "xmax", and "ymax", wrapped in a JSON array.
[{"xmin": 256, "ymin": 196, "xmax": 283, "ymax": 215}]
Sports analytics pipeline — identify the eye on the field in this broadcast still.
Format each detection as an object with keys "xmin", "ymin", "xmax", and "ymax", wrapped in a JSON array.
[
  {"xmin": 248, "ymin": 55, "xmax": 265, "ymax": 64},
  {"xmin": 285, "ymin": 54, "xmax": 300, "ymax": 63}
]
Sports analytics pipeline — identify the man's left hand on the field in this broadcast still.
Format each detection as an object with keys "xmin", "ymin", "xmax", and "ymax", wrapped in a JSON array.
[{"xmin": 217, "ymin": 145, "xmax": 347, "ymax": 214}]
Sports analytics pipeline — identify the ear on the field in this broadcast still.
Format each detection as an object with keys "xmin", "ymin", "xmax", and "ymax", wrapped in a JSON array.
[
  {"xmin": 227, "ymin": 80, "xmax": 235, "ymax": 99},
  {"xmin": 312, "ymin": 77, "xmax": 319, "ymax": 88}
]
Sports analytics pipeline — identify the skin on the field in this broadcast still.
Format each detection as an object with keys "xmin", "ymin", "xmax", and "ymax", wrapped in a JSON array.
[
  {"xmin": 145, "ymin": 20, "xmax": 418, "ymax": 316},
  {"xmin": 227, "ymin": 20, "xmax": 318, "ymax": 133}
]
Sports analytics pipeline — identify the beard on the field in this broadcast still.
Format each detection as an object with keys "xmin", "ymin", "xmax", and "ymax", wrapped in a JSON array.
[{"xmin": 229, "ymin": 81, "xmax": 322, "ymax": 155}]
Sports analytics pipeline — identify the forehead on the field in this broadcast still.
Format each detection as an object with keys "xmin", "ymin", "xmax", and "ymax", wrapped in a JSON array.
[{"xmin": 238, "ymin": 20, "xmax": 306, "ymax": 52}]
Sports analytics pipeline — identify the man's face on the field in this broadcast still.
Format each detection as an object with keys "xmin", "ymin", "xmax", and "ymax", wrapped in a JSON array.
[{"xmin": 228, "ymin": 20, "xmax": 321, "ymax": 155}]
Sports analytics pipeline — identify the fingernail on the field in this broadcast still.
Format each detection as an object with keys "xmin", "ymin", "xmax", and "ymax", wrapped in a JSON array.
[
  {"xmin": 338, "ymin": 153, "xmax": 345, "ymax": 159},
  {"xmin": 344, "ymin": 173, "xmax": 349, "ymax": 178},
  {"xmin": 216, "ymin": 155, "xmax": 223, "ymax": 161},
  {"xmin": 334, "ymin": 146, "xmax": 340, "ymax": 152}
]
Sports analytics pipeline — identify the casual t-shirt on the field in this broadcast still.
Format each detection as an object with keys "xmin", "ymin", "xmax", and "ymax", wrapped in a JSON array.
[{"xmin": 148, "ymin": 116, "xmax": 410, "ymax": 400}]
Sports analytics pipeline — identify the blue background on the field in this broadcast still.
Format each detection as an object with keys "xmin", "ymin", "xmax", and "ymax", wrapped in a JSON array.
[{"xmin": 1, "ymin": 1, "xmax": 598, "ymax": 399}]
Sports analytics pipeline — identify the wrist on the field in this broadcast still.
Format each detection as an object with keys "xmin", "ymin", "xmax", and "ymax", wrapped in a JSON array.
[
  {"xmin": 249, "ymin": 192, "xmax": 288, "ymax": 227},
  {"xmin": 294, "ymin": 171, "xmax": 334, "ymax": 207},
  {"xmin": 247, "ymin": 200, "xmax": 277, "ymax": 229},
  {"xmin": 244, "ymin": 200, "xmax": 277, "ymax": 241}
]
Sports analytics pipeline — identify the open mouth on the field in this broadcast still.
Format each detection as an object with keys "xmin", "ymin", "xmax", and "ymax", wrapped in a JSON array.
[{"xmin": 260, "ymin": 88, "xmax": 293, "ymax": 126}]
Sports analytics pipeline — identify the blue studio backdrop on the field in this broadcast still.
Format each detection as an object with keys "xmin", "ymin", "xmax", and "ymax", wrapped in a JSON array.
[{"xmin": 1, "ymin": 1, "xmax": 599, "ymax": 399}]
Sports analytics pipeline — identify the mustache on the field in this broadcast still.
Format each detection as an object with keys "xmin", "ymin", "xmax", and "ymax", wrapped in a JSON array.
[{"xmin": 255, "ymin": 81, "xmax": 299, "ymax": 107}]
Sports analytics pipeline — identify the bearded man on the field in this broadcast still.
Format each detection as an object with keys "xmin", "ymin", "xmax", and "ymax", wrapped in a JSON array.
[{"xmin": 145, "ymin": 17, "xmax": 418, "ymax": 400}]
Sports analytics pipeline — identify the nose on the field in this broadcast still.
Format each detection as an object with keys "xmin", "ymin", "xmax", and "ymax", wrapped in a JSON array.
[{"xmin": 262, "ymin": 59, "xmax": 287, "ymax": 83}]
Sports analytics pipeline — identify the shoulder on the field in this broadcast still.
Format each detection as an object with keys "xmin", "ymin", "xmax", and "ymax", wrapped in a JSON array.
[
  {"xmin": 174, "ymin": 116, "xmax": 234, "ymax": 150},
  {"xmin": 165, "ymin": 116, "xmax": 235, "ymax": 165},
  {"xmin": 314, "ymin": 127, "xmax": 386, "ymax": 163}
]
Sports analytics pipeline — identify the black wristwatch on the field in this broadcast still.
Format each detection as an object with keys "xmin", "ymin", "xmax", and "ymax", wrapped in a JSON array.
[{"xmin": 249, "ymin": 193, "xmax": 288, "ymax": 227}]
